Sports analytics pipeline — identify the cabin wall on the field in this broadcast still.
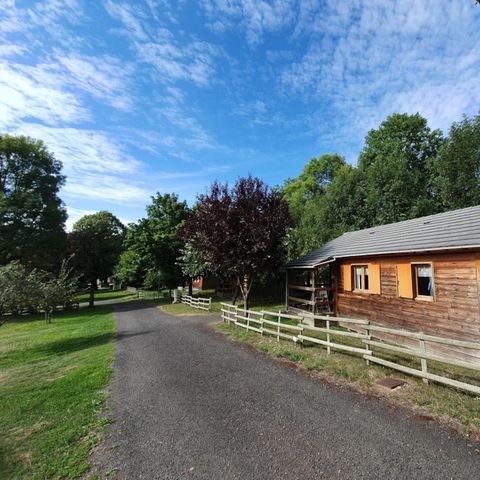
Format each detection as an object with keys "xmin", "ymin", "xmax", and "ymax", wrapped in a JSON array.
[{"xmin": 336, "ymin": 251, "xmax": 480, "ymax": 342}]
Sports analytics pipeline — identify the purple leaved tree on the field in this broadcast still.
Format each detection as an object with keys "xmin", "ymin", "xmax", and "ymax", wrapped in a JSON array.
[{"xmin": 183, "ymin": 176, "xmax": 291, "ymax": 309}]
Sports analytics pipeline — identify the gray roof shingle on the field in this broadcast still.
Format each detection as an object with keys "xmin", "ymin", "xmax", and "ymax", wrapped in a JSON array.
[{"xmin": 286, "ymin": 205, "xmax": 480, "ymax": 269}]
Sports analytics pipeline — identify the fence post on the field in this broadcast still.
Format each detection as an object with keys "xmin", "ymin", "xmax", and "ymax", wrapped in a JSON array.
[
  {"xmin": 365, "ymin": 321, "xmax": 371, "ymax": 366},
  {"xmin": 419, "ymin": 337, "xmax": 429, "ymax": 384},
  {"xmin": 277, "ymin": 310, "xmax": 281, "ymax": 342},
  {"xmin": 209, "ymin": 298, "xmax": 212, "ymax": 311},
  {"xmin": 260, "ymin": 312, "xmax": 265, "ymax": 335},
  {"xmin": 326, "ymin": 319, "xmax": 331, "ymax": 355}
]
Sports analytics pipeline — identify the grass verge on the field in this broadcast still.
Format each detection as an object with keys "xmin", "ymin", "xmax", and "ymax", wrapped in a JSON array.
[
  {"xmin": 74, "ymin": 289, "xmax": 135, "ymax": 303},
  {"xmin": 213, "ymin": 321, "xmax": 480, "ymax": 440},
  {"xmin": 0, "ymin": 307, "xmax": 116, "ymax": 479},
  {"xmin": 160, "ymin": 290, "xmax": 284, "ymax": 316}
]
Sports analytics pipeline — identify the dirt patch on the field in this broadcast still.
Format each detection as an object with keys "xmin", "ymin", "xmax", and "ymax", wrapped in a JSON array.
[{"xmin": 9, "ymin": 421, "xmax": 51, "ymax": 441}]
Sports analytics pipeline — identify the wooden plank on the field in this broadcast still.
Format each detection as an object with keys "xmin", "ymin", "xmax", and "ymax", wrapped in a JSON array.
[
  {"xmin": 364, "ymin": 355, "xmax": 480, "ymax": 395},
  {"xmin": 298, "ymin": 335, "xmax": 370, "ymax": 355},
  {"xmin": 288, "ymin": 295, "xmax": 315, "ymax": 306},
  {"xmin": 363, "ymin": 340, "xmax": 480, "ymax": 371},
  {"xmin": 302, "ymin": 326, "xmax": 368, "ymax": 339},
  {"xmin": 368, "ymin": 325, "xmax": 480, "ymax": 349},
  {"xmin": 262, "ymin": 327, "xmax": 296, "ymax": 341},
  {"xmin": 311, "ymin": 314, "xmax": 370, "ymax": 325},
  {"xmin": 262, "ymin": 310, "xmax": 303, "ymax": 321},
  {"xmin": 261, "ymin": 318, "xmax": 303, "ymax": 331},
  {"xmin": 236, "ymin": 314, "xmax": 262, "ymax": 325}
]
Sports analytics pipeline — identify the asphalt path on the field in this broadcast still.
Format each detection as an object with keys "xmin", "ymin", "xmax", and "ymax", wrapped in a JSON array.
[{"xmin": 90, "ymin": 302, "xmax": 480, "ymax": 479}]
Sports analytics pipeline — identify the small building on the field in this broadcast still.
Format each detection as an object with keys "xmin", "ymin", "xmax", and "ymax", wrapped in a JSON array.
[{"xmin": 285, "ymin": 205, "xmax": 480, "ymax": 345}]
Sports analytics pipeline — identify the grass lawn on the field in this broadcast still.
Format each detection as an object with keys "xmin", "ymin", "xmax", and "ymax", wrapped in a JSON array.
[
  {"xmin": 74, "ymin": 289, "xmax": 135, "ymax": 303},
  {"xmin": 160, "ymin": 289, "xmax": 284, "ymax": 316},
  {"xmin": 0, "ymin": 307, "xmax": 115, "ymax": 479},
  {"xmin": 214, "ymin": 321, "xmax": 480, "ymax": 440}
]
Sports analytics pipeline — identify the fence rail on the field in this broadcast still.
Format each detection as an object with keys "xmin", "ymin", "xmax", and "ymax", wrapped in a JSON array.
[
  {"xmin": 182, "ymin": 295, "xmax": 212, "ymax": 311},
  {"xmin": 220, "ymin": 303, "xmax": 480, "ymax": 395}
]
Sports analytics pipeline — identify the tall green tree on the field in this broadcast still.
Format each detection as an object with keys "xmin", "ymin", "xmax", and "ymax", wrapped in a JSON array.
[
  {"xmin": 117, "ymin": 193, "xmax": 189, "ymax": 291},
  {"xmin": 358, "ymin": 113, "xmax": 444, "ymax": 226},
  {"xmin": 282, "ymin": 154, "xmax": 346, "ymax": 257},
  {"xmin": 432, "ymin": 113, "xmax": 480, "ymax": 210},
  {"xmin": 69, "ymin": 211, "xmax": 125, "ymax": 307},
  {"xmin": 0, "ymin": 134, "xmax": 67, "ymax": 270},
  {"xmin": 177, "ymin": 242, "xmax": 211, "ymax": 295}
]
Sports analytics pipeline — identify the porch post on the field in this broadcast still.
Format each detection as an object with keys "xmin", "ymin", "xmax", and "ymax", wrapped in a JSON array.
[
  {"xmin": 311, "ymin": 269, "xmax": 316, "ymax": 315},
  {"xmin": 285, "ymin": 270, "xmax": 289, "ymax": 311}
]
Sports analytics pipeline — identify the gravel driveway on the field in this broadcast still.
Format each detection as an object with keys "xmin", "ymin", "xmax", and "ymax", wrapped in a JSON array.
[{"xmin": 90, "ymin": 302, "xmax": 480, "ymax": 479}]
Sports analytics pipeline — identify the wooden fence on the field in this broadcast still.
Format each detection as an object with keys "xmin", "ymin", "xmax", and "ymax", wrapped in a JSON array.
[
  {"xmin": 220, "ymin": 303, "xmax": 480, "ymax": 395},
  {"xmin": 137, "ymin": 290, "xmax": 165, "ymax": 299},
  {"xmin": 182, "ymin": 295, "xmax": 212, "ymax": 311}
]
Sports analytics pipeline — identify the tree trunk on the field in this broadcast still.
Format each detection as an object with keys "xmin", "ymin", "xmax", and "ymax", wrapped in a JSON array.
[
  {"xmin": 188, "ymin": 277, "xmax": 193, "ymax": 296},
  {"xmin": 89, "ymin": 277, "xmax": 95, "ymax": 307},
  {"xmin": 231, "ymin": 282, "xmax": 240, "ymax": 305},
  {"xmin": 238, "ymin": 272, "xmax": 253, "ymax": 310}
]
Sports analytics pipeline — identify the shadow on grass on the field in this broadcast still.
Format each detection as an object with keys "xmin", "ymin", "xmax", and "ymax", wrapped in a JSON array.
[{"xmin": 22, "ymin": 329, "xmax": 158, "ymax": 358}]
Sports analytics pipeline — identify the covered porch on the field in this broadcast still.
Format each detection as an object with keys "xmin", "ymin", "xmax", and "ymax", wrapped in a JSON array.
[{"xmin": 285, "ymin": 260, "xmax": 337, "ymax": 316}]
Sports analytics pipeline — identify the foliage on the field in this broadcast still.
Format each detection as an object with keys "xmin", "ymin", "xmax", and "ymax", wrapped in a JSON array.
[
  {"xmin": 0, "ymin": 262, "xmax": 41, "ymax": 321},
  {"xmin": 0, "ymin": 260, "xmax": 77, "ymax": 324},
  {"xmin": 283, "ymin": 154, "xmax": 347, "ymax": 257},
  {"xmin": 432, "ymin": 113, "xmax": 480, "ymax": 210},
  {"xmin": 282, "ymin": 112, "xmax": 480, "ymax": 260},
  {"xmin": 358, "ymin": 113, "xmax": 444, "ymax": 225},
  {"xmin": 0, "ymin": 134, "xmax": 67, "ymax": 270},
  {"xmin": 116, "ymin": 193, "xmax": 189, "ymax": 290},
  {"xmin": 184, "ymin": 175, "xmax": 291, "ymax": 308},
  {"xmin": 114, "ymin": 249, "xmax": 143, "ymax": 288},
  {"xmin": 68, "ymin": 211, "xmax": 125, "ymax": 306}
]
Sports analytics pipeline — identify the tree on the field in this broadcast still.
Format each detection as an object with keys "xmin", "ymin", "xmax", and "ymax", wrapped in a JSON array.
[
  {"xmin": 432, "ymin": 113, "xmax": 480, "ymax": 210},
  {"xmin": 358, "ymin": 113, "xmax": 444, "ymax": 226},
  {"xmin": 69, "ymin": 211, "xmax": 124, "ymax": 307},
  {"xmin": 177, "ymin": 242, "xmax": 211, "ymax": 295},
  {"xmin": 282, "ymin": 154, "xmax": 347, "ymax": 257},
  {"xmin": 0, "ymin": 134, "xmax": 67, "ymax": 270},
  {"xmin": 184, "ymin": 176, "xmax": 291, "ymax": 309},
  {"xmin": 37, "ymin": 259, "xmax": 78, "ymax": 323},
  {"xmin": 116, "ymin": 194, "xmax": 189, "ymax": 292},
  {"xmin": 0, "ymin": 260, "xmax": 77, "ymax": 325}
]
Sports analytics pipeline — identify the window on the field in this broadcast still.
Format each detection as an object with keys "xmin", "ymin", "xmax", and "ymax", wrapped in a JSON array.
[
  {"xmin": 413, "ymin": 264, "xmax": 434, "ymax": 299},
  {"xmin": 353, "ymin": 265, "xmax": 369, "ymax": 291}
]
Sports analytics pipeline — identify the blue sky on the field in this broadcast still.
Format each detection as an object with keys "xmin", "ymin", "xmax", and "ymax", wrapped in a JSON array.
[{"xmin": 1, "ymin": 1, "xmax": 479, "ymax": 229}]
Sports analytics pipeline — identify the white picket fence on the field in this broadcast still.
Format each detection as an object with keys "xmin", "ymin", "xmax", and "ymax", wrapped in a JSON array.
[
  {"xmin": 181, "ymin": 295, "xmax": 212, "ymax": 311},
  {"xmin": 220, "ymin": 303, "xmax": 480, "ymax": 395}
]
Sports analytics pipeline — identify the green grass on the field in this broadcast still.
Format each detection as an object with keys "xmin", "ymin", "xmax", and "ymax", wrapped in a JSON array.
[
  {"xmin": 74, "ymin": 289, "xmax": 135, "ymax": 302},
  {"xmin": 161, "ymin": 289, "xmax": 284, "ymax": 316},
  {"xmin": 0, "ymin": 307, "xmax": 116, "ymax": 479},
  {"xmin": 214, "ymin": 321, "xmax": 480, "ymax": 439}
]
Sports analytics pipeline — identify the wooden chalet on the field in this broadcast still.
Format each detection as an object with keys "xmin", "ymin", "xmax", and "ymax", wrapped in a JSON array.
[{"xmin": 285, "ymin": 205, "xmax": 480, "ymax": 344}]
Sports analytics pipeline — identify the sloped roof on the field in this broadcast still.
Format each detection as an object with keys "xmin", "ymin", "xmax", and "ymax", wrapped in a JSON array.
[{"xmin": 286, "ymin": 205, "xmax": 480, "ymax": 269}]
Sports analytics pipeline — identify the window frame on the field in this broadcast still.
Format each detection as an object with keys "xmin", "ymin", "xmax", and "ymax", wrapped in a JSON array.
[
  {"xmin": 352, "ymin": 264, "xmax": 370, "ymax": 293},
  {"xmin": 412, "ymin": 262, "xmax": 435, "ymax": 301}
]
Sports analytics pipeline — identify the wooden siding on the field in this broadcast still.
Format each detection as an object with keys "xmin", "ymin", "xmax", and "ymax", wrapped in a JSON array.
[{"xmin": 337, "ymin": 251, "xmax": 480, "ymax": 343}]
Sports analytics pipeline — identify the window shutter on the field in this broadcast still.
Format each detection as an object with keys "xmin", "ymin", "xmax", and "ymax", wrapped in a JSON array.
[
  {"xmin": 343, "ymin": 265, "xmax": 352, "ymax": 292},
  {"xmin": 397, "ymin": 264, "xmax": 413, "ymax": 298},
  {"xmin": 368, "ymin": 264, "xmax": 381, "ymax": 294}
]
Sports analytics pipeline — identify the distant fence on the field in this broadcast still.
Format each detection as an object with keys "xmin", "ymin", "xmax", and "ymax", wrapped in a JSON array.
[
  {"xmin": 136, "ymin": 290, "xmax": 166, "ymax": 300},
  {"xmin": 182, "ymin": 295, "xmax": 212, "ymax": 311},
  {"xmin": 220, "ymin": 303, "xmax": 480, "ymax": 395}
]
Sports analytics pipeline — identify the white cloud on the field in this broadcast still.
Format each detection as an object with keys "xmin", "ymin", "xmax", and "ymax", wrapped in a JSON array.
[
  {"xmin": 201, "ymin": 0, "xmax": 297, "ymax": 45},
  {"xmin": 0, "ymin": 62, "xmax": 89, "ymax": 127},
  {"xmin": 55, "ymin": 52, "xmax": 134, "ymax": 110},
  {"xmin": 278, "ymin": 0, "xmax": 480, "ymax": 144},
  {"xmin": 105, "ymin": 0, "xmax": 223, "ymax": 87},
  {"xmin": 6, "ymin": 122, "xmax": 150, "ymax": 205}
]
